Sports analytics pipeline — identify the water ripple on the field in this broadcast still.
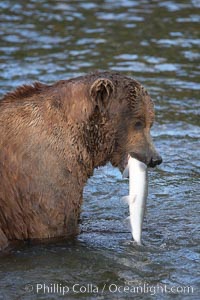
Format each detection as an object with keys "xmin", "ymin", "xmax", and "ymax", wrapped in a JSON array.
[{"xmin": 0, "ymin": 0, "xmax": 199, "ymax": 299}]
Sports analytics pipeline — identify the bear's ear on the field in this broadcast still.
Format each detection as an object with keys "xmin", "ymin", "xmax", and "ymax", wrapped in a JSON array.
[{"xmin": 90, "ymin": 78, "xmax": 114, "ymax": 112}]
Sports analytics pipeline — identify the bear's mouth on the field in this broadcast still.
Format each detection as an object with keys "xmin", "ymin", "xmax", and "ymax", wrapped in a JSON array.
[
  {"xmin": 120, "ymin": 153, "xmax": 147, "ymax": 176},
  {"xmin": 129, "ymin": 152, "xmax": 147, "ymax": 165}
]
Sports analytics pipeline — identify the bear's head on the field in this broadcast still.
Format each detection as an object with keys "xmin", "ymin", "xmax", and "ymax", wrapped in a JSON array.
[{"xmin": 88, "ymin": 73, "xmax": 162, "ymax": 173}]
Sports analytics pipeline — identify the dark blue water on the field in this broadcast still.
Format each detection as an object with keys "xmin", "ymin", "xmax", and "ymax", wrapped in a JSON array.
[{"xmin": 0, "ymin": 0, "xmax": 199, "ymax": 299}]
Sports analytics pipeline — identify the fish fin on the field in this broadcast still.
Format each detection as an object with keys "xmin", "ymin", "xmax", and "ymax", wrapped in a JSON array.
[
  {"xmin": 121, "ymin": 196, "xmax": 130, "ymax": 205},
  {"xmin": 122, "ymin": 165, "xmax": 129, "ymax": 178}
]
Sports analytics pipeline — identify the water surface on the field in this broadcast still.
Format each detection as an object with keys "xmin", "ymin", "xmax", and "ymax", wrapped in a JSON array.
[{"xmin": 0, "ymin": 0, "xmax": 199, "ymax": 299}]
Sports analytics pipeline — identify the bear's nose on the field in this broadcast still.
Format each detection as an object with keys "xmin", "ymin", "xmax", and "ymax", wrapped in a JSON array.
[{"xmin": 148, "ymin": 155, "xmax": 162, "ymax": 168}]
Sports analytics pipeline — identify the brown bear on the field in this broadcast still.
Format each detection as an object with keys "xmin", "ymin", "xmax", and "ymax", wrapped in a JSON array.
[{"xmin": 0, "ymin": 71, "xmax": 162, "ymax": 250}]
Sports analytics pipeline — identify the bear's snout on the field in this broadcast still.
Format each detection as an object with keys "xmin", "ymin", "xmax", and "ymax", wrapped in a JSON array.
[
  {"xmin": 129, "ymin": 151, "xmax": 162, "ymax": 168},
  {"xmin": 148, "ymin": 154, "xmax": 162, "ymax": 168}
]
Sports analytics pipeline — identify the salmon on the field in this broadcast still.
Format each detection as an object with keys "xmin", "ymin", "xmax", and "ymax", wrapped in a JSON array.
[{"xmin": 122, "ymin": 156, "xmax": 148, "ymax": 245}]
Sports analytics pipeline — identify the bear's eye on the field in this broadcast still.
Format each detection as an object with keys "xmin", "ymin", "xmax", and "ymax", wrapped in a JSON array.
[{"xmin": 135, "ymin": 121, "xmax": 143, "ymax": 129}]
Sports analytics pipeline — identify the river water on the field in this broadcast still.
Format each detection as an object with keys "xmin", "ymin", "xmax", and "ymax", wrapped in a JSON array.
[{"xmin": 0, "ymin": 0, "xmax": 199, "ymax": 299}]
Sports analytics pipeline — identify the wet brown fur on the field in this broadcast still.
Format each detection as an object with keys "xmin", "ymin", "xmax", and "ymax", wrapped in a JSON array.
[{"xmin": 0, "ymin": 71, "xmax": 157, "ymax": 250}]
